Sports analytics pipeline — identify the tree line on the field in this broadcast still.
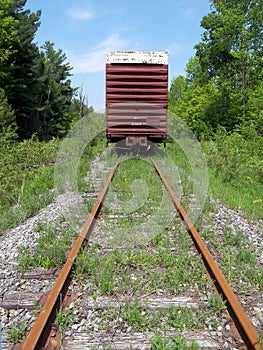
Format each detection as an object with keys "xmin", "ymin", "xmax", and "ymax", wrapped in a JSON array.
[
  {"xmin": 0, "ymin": 0, "xmax": 89, "ymax": 141},
  {"xmin": 169, "ymin": 0, "xmax": 263, "ymax": 139},
  {"xmin": 1, "ymin": 0, "xmax": 262, "ymax": 143}
]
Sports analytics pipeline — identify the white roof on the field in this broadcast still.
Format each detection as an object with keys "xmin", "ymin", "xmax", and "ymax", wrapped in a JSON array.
[{"xmin": 106, "ymin": 51, "xmax": 168, "ymax": 64}]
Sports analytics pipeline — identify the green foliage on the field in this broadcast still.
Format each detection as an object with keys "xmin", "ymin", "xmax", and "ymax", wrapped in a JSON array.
[
  {"xmin": 203, "ymin": 124, "xmax": 263, "ymax": 218},
  {"xmin": 17, "ymin": 221, "xmax": 78, "ymax": 271},
  {"xmin": 0, "ymin": 137, "xmax": 59, "ymax": 233},
  {"xmin": 4, "ymin": 1, "xmax": 42, "ymax": 139},
  {"xmin": 194, "ymin": 0, "xmax": 263, "ymax": 126},
  {"xmin": 151, "ymin": 334, "xmax": 199, "ymax": 350},
  {"xmin": 168, "ymin": 75, "xmax": 187, "ymax": 110},
  {"xmin": 0, "ymin": 88, "xmax": 17, "ymax": 139},
  {"xmin": 0, "ymin": 0, "xmax": 19, "ymax": 83},
  {"xmin": 0, "ymin": 1, "xmax": 79, "ymax": 140},
  {"xmin": 55, "ymin": 306, "xmax": 77, "ymax": 332},
  {"xmin": 35, "ymin": 41, "xmax": 75, "ymax": 140},
  {"xmin": 170, "ymin": 79, "xmax": 220, "ymax": 137},
  {"xmin": 169, "ymin": 1, "xmax": 263, "ymax": 135},
  {"xmin": 246, "ymin": 78, "xmax": 263, "ymax": 136},
  {"xmin": 5, "ymin": 320, "xmax": 26, "ymax": 343}
]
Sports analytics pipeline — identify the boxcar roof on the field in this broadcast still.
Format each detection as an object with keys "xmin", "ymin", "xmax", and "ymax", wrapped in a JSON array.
[{"xmin": 106, "ymin": 51, "xmax": 168, "ymax": 65}]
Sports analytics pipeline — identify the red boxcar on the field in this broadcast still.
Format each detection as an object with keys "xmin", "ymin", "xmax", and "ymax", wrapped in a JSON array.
[{"xmin": 106, "ymin": 51, "xmax": 168, "ymax": 147}]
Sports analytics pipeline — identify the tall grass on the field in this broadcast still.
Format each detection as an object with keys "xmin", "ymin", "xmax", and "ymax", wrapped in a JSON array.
[
  {"xmin": 203, "ymin": 124, "xmax": 263, "ymax": 219},
  {"xmin": 0, "ymin": 138, "xmax": 59, "ymax": 233},
  {"xmin": 0, "ymin": 132, "xmax": 105, "ymax": 234}
]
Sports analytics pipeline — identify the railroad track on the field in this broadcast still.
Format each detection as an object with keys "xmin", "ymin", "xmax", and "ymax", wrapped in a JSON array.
[{"xmin": 6, "ymin": 156, "xmax": 261, "ymax": 349}]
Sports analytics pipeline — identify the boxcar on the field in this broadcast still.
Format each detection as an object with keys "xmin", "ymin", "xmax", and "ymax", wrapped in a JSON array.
[{"xmin": 105, "ymin": 51, "xmax": 168, "ymax": 147}]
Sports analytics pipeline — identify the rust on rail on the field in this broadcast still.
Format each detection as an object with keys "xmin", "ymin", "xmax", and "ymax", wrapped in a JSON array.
[
  {"xmin": 150, "ymin": 157, "xmax": 260, "ymax": 350},
  {"xmin": 21, "ymin": 158, "xmax": 121, "ymax": 350}
]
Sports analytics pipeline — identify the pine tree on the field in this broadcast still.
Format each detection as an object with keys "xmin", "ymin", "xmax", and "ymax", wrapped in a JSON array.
[
  {"xmin": 0, "ymin": 88, "xmax": 17, "ymax": 139},
  {"xmin": 35, "ymin": 41, "xmax": 75, "ymax": 140},
  {"xmin": 0, "ymin": 0, "xmax": 19, "ymax": 87}
]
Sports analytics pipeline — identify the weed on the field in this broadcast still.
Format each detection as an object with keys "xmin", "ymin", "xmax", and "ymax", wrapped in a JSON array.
[
  {"xmin": 223, "ymin": 229, "xmax": 246, "ymax": 248},
  {"xmin": 32, "ymin": 300, "xmax": 42, "ymax": 318},
  {"xmin": 5, "ymin": 321, "xmax": 26, "ymax": 343},
  {"xmin": 171, "ymin": 335, "xmax": 199, "ymax": 350},
  {"xmin": 150, "ymin": 333, "xmax": 199, "ymax": 349},
  {"xmin": 208, "ymin": 294, "xmax": 226, "ymax": 313},
  {"xmin": 151, "ymin": 333, "xmax": 170, "ymax": 349},
  {"xmin": 122, "ymin": 299, "xmax": 147, "ymax": 331},
  {"xmin": 55, "ymin": 307, "xmax": 77, "ymax": 332},
  {"xmin": 16, "ymin": 222, "xmax": 78, "ymax": 272}
]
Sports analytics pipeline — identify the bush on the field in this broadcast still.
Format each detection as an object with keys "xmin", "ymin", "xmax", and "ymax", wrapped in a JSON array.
[
  {"xmin": 0, "ymin": 137, "xmax": 59, "ymax": 233},
  {"xmin": 202, "ymin": 124, "xmax": 263, "ymax": 218}
]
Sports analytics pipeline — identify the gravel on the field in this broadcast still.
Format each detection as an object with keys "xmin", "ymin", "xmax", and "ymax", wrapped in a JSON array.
[
  {"xmin": 0, "ymin": 154, "xmax": 262, "ymax": 348},
  {"xmin": 0, "ymin": 191, "xmax": 85, "ymax": 349},
  {"xmin": 208, "ymin": 197, "xmax": 263, "ymax": 265}
]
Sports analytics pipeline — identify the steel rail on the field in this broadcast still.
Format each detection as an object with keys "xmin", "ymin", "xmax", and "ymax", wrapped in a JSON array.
[
  {"xmin": 22, "ymin": 158, "xmax": 121, "ymax": 350},
  {"xmin": 150, "ymin": 157, "xmax": 260, "ymax": 350}
]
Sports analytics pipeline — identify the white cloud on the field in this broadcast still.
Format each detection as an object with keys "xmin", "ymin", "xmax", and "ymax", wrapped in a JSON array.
[
  {"xmin": 96, "ymin": 33, "xmax": 128, "ymax": 50},
  {"xmin": 70, "ymin": 34, "xmax": 130, "ymax": 73},
  {"xmin": 166, "ymin": 43, "xmax": 181, "ymax": 54},
  {"xmin": 71, "ymin": 50, "xmax": 105, "ymax": 73},
  {"xmin": 68, "ymin": 8, "xmax": 92, "ymax": 20}
]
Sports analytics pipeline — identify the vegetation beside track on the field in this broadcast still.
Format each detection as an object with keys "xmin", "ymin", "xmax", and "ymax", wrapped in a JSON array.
[
  {"xmin": 9, "ymin": 150, "xmax": 262, "ymax": 347},
  {"xmin": 164, "ymin": 138, "xmax": 262, "ymax": 291},
  {"xmin": 164, "ymin": 122, "xmax": 263, "ymax": 220},
  {"xmin": 0, "ymin": 132, "xmax": 105, "ymax": 235},
  {"xmin": 202, "ymin": 124, "xmax": 263, "ymax": 220},
  {"xmin": 0, "ymin": 137, "xmax": 58, "ymax": 234}
]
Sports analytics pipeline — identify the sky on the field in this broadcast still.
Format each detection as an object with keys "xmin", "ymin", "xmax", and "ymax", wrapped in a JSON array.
[{"xmin": 25, "ymin": 0, "xmax": 211, "ymax": 111}]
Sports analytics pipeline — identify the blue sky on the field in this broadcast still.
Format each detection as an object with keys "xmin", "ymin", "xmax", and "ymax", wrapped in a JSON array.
[{"xmin": 26, "ymin": 0, "xmax": 211, "ymax": 111}]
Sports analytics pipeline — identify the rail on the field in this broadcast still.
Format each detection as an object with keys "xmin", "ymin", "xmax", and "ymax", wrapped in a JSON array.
[
  {"xmin": 21, "ymin": 158, "xmax": 121, "ymax": 350},
  {"xmin": 150, "ymin": 157, "xmax": 260, "ymax": 350},
  {"xmin": 21, "ymin": 156, "xmax": 260, "ymax": 349}
]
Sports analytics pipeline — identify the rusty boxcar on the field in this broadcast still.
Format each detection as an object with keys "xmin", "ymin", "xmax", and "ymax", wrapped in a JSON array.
[{"xmin": 106, "ymin": 51, "xmax": 168, "ymax": 148}]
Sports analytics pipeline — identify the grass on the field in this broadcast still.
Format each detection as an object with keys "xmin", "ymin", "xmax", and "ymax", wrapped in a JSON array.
[
  {"xmin": 151, "ymin": 333, "xmax": 199, "ymax": 350},
  {"xmin": 208, "ymin": 169, "xmax": 263, "ymax": 219},
  {"xmin": 0, "ymin": 132, "xmax": 106, "ymax": 235},
  {"xmin": 201, "ymin": 222, "xmax": 263, "ymax": 292},
  {"xmin": 5, "ymin": 321, "xmax": 26, "ymax": 343},
  {"xmin": 99, "ymin": 302, "xmax": 205, "ymax": 332},
  {"xmin": 201, "ymin": 125, "xmax": 263, "ymax": 220},
  {"xmin": 7, "ymin": 131, "xmax": 261, "ymax": 345},
  {"xmin": 73, "ymin": 155, "xmax": 226, "ymax": 342},
  {"xmin": 164, "ymin": 131, "xmax": 263, "ymax": 220},
  {"xmin": 74, "ymin": 228, "xmax": 209, "ymax": 297},
  {"xmin": 55, "ymin": 306, "xmax": 78, "ymax": 332},
  {"xmin": 82, "ymin": 292, "xmax": 225, "ymax": 335},
  {"xmin": 0, "ymin": 166, "xmax": 55, "ymax": 233},
  {"xmin": 0, "ymin": 138, "xmax": 59, "ymax": 234},
  {"xmin": 162, "ymin": 138, "xmax": 262, "ymax": 295},
  {"xmin": 16, "ymin": 221, "xmax": 78, "ymax": 271},
  {"xmin": 107, "ymin": 157, "xmax": 164, "ymax": 214}
]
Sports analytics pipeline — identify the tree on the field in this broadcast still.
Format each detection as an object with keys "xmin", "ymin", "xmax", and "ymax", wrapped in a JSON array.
[
  {"xmin": 168, "ymin": 75, "xmax": 187, "ymax": 111},
  {"xmin": 0, "ymin": 0, "xmax": 42, "ymax": 138},
  {"xmin": 0, "ymin": 0, "xmax": 19, "ymax": 86},
  {"xmin": 0, "ymin": 88, "xmax": 17, "ymax": 139},
  {"xmin": 35, "ymin": 41, "xmax": 75, "ymax": 140},
  {"xmin": 195, "ymin": 0, "xmax": 263, "ymax": 129},
  {"xmin": 169, "ymin": 56, "xmax": 219, "ymax": 137},
  {"xmin": 246, "ymin": 67, "xmax": 263, "ymax": 135},
  {"xmin": 0, "ymin": 1, "xmax": 80, "ymax": 140}
]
